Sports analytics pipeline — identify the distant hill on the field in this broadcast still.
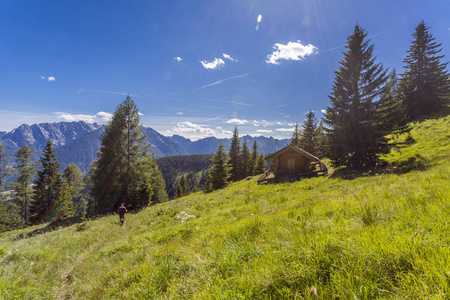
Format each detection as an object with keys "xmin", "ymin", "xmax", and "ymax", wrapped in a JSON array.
[
  {"xmin": 157, "ymin": 154, "xmax": 213, "ymax": 198},
  {"xmin": 168, "ymin": 135, "xmax": 289, "ymax": 155}
]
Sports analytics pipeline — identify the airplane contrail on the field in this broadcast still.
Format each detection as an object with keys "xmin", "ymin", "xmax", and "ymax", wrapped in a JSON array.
[{"xmin": 191, "ymin": 70, "xmax": 262, "ymax": 92}]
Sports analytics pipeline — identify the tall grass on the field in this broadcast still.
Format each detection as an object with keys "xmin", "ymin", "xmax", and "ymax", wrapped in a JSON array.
[{"xmin": 0, "ymin": 116, "xmax": 449, "ymax": 299}]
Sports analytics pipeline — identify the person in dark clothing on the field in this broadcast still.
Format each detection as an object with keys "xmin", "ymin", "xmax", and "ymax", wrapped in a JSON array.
[{"xmin": 117, "ymin": 204, "xmax": 127, "ymax": 224}]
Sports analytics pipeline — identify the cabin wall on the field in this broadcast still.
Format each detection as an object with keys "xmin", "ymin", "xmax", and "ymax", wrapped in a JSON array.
[{"xmin": 276, "ymin": 152, "xmax": 311, "ymax": 175}]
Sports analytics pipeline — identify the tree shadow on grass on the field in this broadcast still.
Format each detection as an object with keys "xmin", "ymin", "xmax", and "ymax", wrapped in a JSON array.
[
  {"xmin": 12, "ymin": 217, "xmax": 86, "ymax": 241},
  {"xmin": 330, "ymin": 154, "xmax": 427, "ymax": 180}
]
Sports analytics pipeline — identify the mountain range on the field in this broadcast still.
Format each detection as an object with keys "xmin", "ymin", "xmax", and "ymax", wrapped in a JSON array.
[{"xmin": 0, "ymin": 121, "xmax": 289, "ymax": 173}]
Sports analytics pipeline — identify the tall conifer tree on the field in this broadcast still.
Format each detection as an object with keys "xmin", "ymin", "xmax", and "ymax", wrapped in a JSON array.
[
  {"xmin": 323, "ymin": 25, "xmax": 390, "ymax": 170},
  {"xmin": 249, "ymin": 139, "xmax": 259, "ymax": 176},
  {"xmin": 240, "ymin": 137, "xmax": 251, "ymax": 179},
  {"xmin": 29, "ymin": 140, "xmax": 63, "ymax": 224},
  {"xmin": 0, "ymin": 145, "xmax": 9, "ymax": 196},
  {"xmin": 399, "ymin": 21, "xmax": 450, "ymax": 121},
  {"xmin": 12, "ymin": 145, "xmax": 36, "ymax": 223},
  {"xmin": 290, "ymin": 123, "xmax": 301, "ymax": 148},
  {"xmin": 91, "ymin": 96, "xmax": 167, "ymax": 214},
  {"xmin": 228, "ymin": 127, "xmax": 241, "ymax": 182},
  {"xmin": 206, "ymin": 143, "xmax": 230, "ymax": 191},
  {"xmin": 299, "ymin": 110, "xmax": 318, "ymax": 155}
]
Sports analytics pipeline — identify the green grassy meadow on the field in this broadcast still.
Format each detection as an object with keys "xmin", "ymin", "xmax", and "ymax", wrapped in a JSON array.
[{"xmin": 1, "ymin": 116, "xmax": 449, "ymax": 299}]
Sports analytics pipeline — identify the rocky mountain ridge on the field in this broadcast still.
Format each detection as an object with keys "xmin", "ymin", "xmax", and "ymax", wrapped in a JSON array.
[{"xmin": 1, "ymin": 121, "xmax": 289, "ymax": 173}]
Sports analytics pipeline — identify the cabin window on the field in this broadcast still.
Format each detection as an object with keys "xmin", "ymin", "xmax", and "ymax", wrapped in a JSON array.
[{"xmin": 287, "ymin": 158, "xmax": 295, "ymax": 170}]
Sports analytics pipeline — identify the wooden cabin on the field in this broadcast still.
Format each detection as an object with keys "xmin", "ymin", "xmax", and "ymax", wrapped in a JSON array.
[{"xmin": 258, "ymin": 145, "xmax": 327, "ymax": 183}]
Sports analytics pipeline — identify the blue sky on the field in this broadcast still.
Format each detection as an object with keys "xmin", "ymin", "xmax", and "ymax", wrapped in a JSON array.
[{"xmin": 0, "ymin": 0, "xmax": 449, "ymax": 140}]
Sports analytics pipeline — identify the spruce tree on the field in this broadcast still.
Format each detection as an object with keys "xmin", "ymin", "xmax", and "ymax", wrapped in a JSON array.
[
  {"xmin": 240, "ymin": 137, "xmax": 251, "ymax": 179},
  {"xmin": 254, "ymin": 153, "xmax": 266, "ymax": 175},
  {"xmin": 228, "ymin": 127, "xmax": 241, "ymax": 181},
  {"xmin": 323, "ymin": 24, "xmax": 390, "ymax": 170},
  {"xmin": 206, "ymin": 143, "xmax": 230, "ymax": 191},
  {"xmin": 12, "ymin": 145, "xmax": 36, "ymax": 223},
  {"xmin": 299, "ymin": 110, "xmax": 318, "ymax": 154},
  {"xmin": 0, "ymin": 145, "xmax": 9, "ymax": 196},
  {"xmin": 290, "ymin": 123, "xmax": 301, "ymax": 147},
  {"xmin": 174, "ymin": 174, "xmax": 189, "ymax": 198},
  {"xmin": 249, "ymin": 139, "xmax": 259, "ymax": 176},
  {"xmin": 399, "ymin": 21, "xmax": 450, "ymax": 121},
  {"xmin": 29, "ymin": 140, "xmax": 63, "ymax": 224},
  {"xmin": 378, "ymin": 70, "xmax": 410, "ymax": 135},
  {"xmin": 0, "ymin": 146, "xmax": 22, "ymax": 232},
  {"xmin": 180, "ymin": 174, "xmax": 189, "ymax": 195},
  {"xmin": 314, "ymin": 121, "xmax": 328, "ymax": 159},
  {"xmin": 56, "ymin": 164, "xmax": 85, "ymax": 224},
  {"xmin": 91, "ymin": 96, "xmax": 167, "ymax": 214}
]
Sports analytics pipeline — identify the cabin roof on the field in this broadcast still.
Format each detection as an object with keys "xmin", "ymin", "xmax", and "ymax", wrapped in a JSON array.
[{"xmin": 265, "ymin": 145, "xmax": 320, "ymax": 162}]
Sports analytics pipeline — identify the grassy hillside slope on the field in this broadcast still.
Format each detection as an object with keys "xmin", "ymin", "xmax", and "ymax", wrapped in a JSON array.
[{"xmin": 1, "ymin": 116, "xmax": 449, "ymax": 299}]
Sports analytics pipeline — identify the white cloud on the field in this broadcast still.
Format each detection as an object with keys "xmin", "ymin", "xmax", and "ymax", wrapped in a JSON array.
[
  {"xmin": 55, "ymin": 111, "xmax": 113, "ymax": 124},
  {"xmin": 321, "ymin": 109, "xmax": 327, "ymax": 114},
  {"xmin": 174, "ymin": 57, "xmax": 182, "ymax": 62},
  {"xmin": 166, "ymin": 121, "xmax": 231, "ymax": 141},
  {"xmin": 41, "ymin": 76, "xmax": 55, "ymax": 81},
  {"xmin": 176, "ymin": 112, "xmax": 183, "ymax": 115},
  {"xmin": 266, "ymin": 40, "xmax": 317, "ymax": 65},
  {"xmin": 257, "ymin": 15, "xmax": 262, "ymax": 23},
  {"xmin": 275, "ymin": 127, "xmax": 295, "ymax": 132},
  {"xmin": 200, "ymin": 58, "xmax": 225, "ymax": 70},
  {"xmin": 223, "ymin": 53, "xmax": 238, "ymax": 62},
  {"xmin": 256, "ymin": 129, "xmax": 272, "ymax": 133},
  {"xmin": 226, "ymin": 118, "xmax": 248, "ymax": 125}
]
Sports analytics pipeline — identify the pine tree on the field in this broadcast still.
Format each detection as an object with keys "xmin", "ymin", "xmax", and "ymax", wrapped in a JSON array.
[
  {"xmin": 174, "ymin": 174, "xmax": 189, "ymax": 198},
  {"xmin": 399, "ymin": 21, "xmax": 450, "ymax": 121},
  {"xmin": 55, "ymin": 164, "xmax": 85, "ymax": 224},
  {"xmin": 240, "ymin": 137, "xmax": 251, "ymax": 179},
  {"xmin": 299, "ymin": 110, "xmax": 318, "ymax": 155},
  {"xmin": 0, "ymin": 145, "xmax": 9, "ymax": 196},
  {"xmin": 249, "ymin": 139, "xmax": 259, "ymax": 176},
  {"xmin": 29, "ymin": 140, "xmax": 63, "ymax": 224},
  {"xmin": 91, "ymin": 96, "xmax": 167, "ymax": 214},
  {"xmin": 174, "ymin": 183, "xmax": 183, "ymax": 199},
  {"xmin": 12, "ymin": 145, "xmax": 36, "ymax": 223},
  {"xmin": 0, "ymin": 146, "xmax": 23, "ymax": 232},
  {"xmin": 323, "ymin": 25, "xmax": 390, "ymax": 170},
  {"xmin": 206, "ymin": 143, "xmax": 230, "ymax": 191},
  {"xmin": 180, "ymin": 174, "xmax": 189, "ymax": 195},
  {"xmin": 254, "ymin": 153, "xmax": 266, "ymax": 175},
  {"xmin": 314, "ymin": 121, "xmax": 328, "ymax": 159},
  {"xmin": 0, "ymin": 200, "xmax": 23, "ymax": 233},
  {"xmin": 290, "ymin": 123, "xmax": 301, "ymax": 147},
  {"xmin": 378, "ymin": 70, "xmax": 410, "ymax": 135},
  {"xmin": 228, "ymin": 127, "xmax": 241, "ymax": 181}
]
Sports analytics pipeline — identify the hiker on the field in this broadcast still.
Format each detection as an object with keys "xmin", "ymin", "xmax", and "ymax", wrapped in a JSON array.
[{"xmin": 117, "ymin": 204, "xmax": 127, "ymax": 224}]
